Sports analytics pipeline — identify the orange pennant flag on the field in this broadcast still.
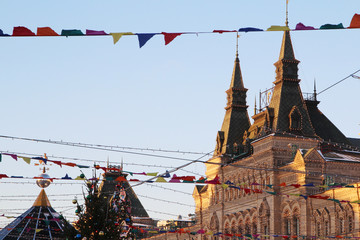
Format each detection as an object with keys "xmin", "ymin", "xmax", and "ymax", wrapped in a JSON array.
[
  {"xmin": 37, "ymin": 27, "xmax": 59, "ymax": 36},
  {"xmin": 115, "ymin": 176, "xmax": 127, "ymax": 182}
]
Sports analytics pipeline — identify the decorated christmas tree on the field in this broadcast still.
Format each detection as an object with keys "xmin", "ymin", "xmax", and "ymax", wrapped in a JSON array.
[{"xmin": 71, "ymin": 175, "xmax": 134, "ymax": 239}]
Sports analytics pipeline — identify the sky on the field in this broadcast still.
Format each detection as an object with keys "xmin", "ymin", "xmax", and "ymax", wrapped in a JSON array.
[{"xmin": 0, "ymin": 0, "xmax": 359, "ymax": 228}]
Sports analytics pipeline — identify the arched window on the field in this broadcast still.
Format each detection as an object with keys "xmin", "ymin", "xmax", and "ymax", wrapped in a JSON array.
[
  {"xmin": 231, "ymin": 220, "xmax": 237, "ymax": 236},
  {"xmin": 224, "ymin": 221, "xmax": 231, "ymax": 240},
  {"xmin": 339, "ymin": 217, "xmax": 344, "ymax": 234},
  {"xmin": 283, "ymin": 210, "xmax": 291, "ymax": 236},
  {"xmin": 238, "ymin": 219, "xmax": 244, "ymax": 235},
  {"xmin": 245, "ymin": 218, "xmax": 251, "ymax": 235},
  {"xmin": 316, "ymin": 221, "xmax": 321, "ymax": 237},
  {"xmin": 322, "ymin": 209, "xmax": 330, "ymax": 237},
  {"xmin": 285, "ymin": 218, "xmax": 291, "ymax": 235},
  {"xmin": 348, "ymin": 215, "xmax": 353, "ymax": 233},
  {"xmin": 289, "ymin": 106, "xmax": 302, "ymax": 130},
  {"xmin": 324, "ymin": 220, "xmax": 329, "ymax": 237},
  {"xmin": 345, "ymin": 204, "xmax": 354, "ymax": 233},
  {"xmin": 293, "ymin": 214, "xmax": 300, "ymax": 236}
]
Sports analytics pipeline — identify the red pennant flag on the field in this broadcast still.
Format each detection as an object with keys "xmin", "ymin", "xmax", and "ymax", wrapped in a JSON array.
[
  {"xmin": 3, "ymin": 153, "xmax": 18, "ymax": 161},
  {"xmin": 213, "ymin": 30, "xmax": 237, "ymax": 34},
  {"xmin": 0, "ymin": 174, "xmax": 9, "ymax": 179},
  {"xmin": 12, "ymin": 26, "xmax": 35, "ymax": 36},
  {"xmin": 279, "ymin": 182, "xmax": 287, "ymax": 187},
  {"xmin": 51, "ymin": 160, "xmax": 62, "ymax": 167},
  {"xmin": 161, "ymin": 32, "xmax": 182, "ymax": 45},
  {"xmin": 62, "ymin": 162, "xmax": 76, "ymax": 167}
]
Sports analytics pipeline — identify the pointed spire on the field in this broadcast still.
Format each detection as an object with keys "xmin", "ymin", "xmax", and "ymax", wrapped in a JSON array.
[
  {"xmin": 33, "ymin": 189, "xmax": 51, "ymax": 207},
  {"xmin": 254, "ymin": 95, "xmax": 257, "ymax": 115},
  {"xmin": 278, "ymin": 31, "xmax": 296, "ymax": 61},
  {"xmin": 215, "ymin": 38, "xmax": 250, "ymax": 155},
  {"xmin": 313, "ymin": 78, "xmax": 317, "ymax": 101},
  {"xmin": 285, "ymin": 0, "xmax": 289, "ymax": 27}
]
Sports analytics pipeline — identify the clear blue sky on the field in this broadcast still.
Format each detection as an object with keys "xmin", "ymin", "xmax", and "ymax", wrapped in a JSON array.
[{"xmin": 0, "ymin": 0, "xmax": 359, "ymax": 227}]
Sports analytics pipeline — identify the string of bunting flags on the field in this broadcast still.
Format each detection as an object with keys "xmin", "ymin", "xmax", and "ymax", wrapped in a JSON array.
[{"xmin": 0, "ymin": 13, "xmax": 359, "ymax": 47}]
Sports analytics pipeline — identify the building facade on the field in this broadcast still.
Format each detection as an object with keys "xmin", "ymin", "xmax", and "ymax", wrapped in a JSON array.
[{"xmin": 192, "ymin": 30, "xmax": 360, "ymax": 240}]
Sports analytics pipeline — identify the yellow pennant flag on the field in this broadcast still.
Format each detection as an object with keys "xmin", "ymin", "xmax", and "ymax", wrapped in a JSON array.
[
  {"xmin": 155, "ymin": 177, "xmax": 167, "ymax": 183},
  {"xmin": 74, "ymin": 176, "xmax": 83, "ymax": 180},
  {"xmin": 35, "ymin": 229, "xmax": 43, "ymax": 233},
  {"xmin": 221, "ymin": 183, "xmax": 229, "ymax": 189},
  {"xmin": 19, "ymin": 156, "xmax": 31, "ymax": 165},
  {"xmin": 110, "ymin": 32, "xmax": 134, "ymax": 44},
  {"xmin": 146, "ymin": 172, "xmax": 158, "ymax": 176},
  {"xmin": 267, "ymin": 25, "xmax": 290, "ymax": 31},
  {"xmin": 206, "ymin": 231, "xmax": 213, "ymax": 236}
]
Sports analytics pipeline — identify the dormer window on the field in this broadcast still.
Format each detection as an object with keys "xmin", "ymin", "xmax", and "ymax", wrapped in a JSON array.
[{"xmin": 289, "ymin": 106, "xmax": 302, "ymax": 130}]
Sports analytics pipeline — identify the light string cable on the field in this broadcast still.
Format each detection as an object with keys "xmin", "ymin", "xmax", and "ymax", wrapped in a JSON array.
[
  {"xmin": 126, "ymin": 149, "xmax": 214, "ymax": 190},
  {"xmin": 0, "ymin": 150, "xmax": 205, "ymax": 177},
  {"xmin": 2, "ymin": 134, "xmax": 360, "ymax": 179},
  {"xmin": 0, "ymin": 134, "xmax": 210, "ymax": 157},
  {"xmin": 0, "ymin": 133, "xmax": 360, "ymax": 179},
  {"xmin": 318, "ymin": 68, "xmax": 360, "ymax": 95}
]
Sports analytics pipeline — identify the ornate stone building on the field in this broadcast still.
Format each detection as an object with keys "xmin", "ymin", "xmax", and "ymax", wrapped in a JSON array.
[{"xmin": 193, "ymin": 30, "xmax": 360, "ymax": 239}]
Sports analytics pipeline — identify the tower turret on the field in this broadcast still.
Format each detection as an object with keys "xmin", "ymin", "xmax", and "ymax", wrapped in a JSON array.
[{"xmin": 215, "ymin": 47, "xmax": 250, "ymax": 155}]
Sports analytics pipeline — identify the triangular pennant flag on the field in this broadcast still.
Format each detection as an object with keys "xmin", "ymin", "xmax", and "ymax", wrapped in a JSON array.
[
  {"xmin": 267, "ymin": 25, "xmax": 290, "ymax": 31},
  {"xmin": 32, "ymin": 157, "xmax": 47, "ymax": 164},
  {"xmin": 146, "ymin": 172, "xmax": 158, "ymax": 176},
  {"xmin": 0, "ymin": 154, "xmax": 2, "ymax": 162},
  {"xmin": 19, "ymin": 156, "xmax": 31, "ymax": 164},
  {"xmin": 74, "ymin": 176, "xmax": 83, "ymax": 180},
  {"xmin": 86, "ymin": 29, "xmax": 108, "ymax": 35},
  {"xmin": 35, "ymin": 229, "xmax": 43, "ymax": 233},
  {"xmin": 62, "ymin": 162, "xmax": 76, "ymax": 167},
  {"xmin": 295, "ymin": 23, "xmax": 316, "ymax": 30},
  {"xmin": 221, "ymin": 183, "xmax": 229, "ymax": 189},
  {"xmin": 238, "ymin": 27, "xmax": 263, "ymax": 32},
  {"xmin": 0, "ymin": 29, "xmax": 10, "ymax": 36},
  {"xmin": 319, "ymin": 23, "xmax": 344, "ymax": 30},
  {"xmin": 110, "ymin": 32, "xmax": 134, "ymax": 44},
  {"xmin": 156, "ymin": 177, "xmax": 167, "ymax": 182},
  {"xmin": 37, "ymin": 27, "xmax": 59, "ymax": 36},
  {"xmin": 51, "ymin": 160, "xmax": 62, "ymax": 167},
  {"xmin": 161, "ymin": 32, "xmax": 182, "ymax": 45},
  {"xmin": 137, "ymin": 33, "xmax": 156, "ymax": 48},
  {"xmin": 61, "ymin": 29, "xmax": 84, "ymax": 36},
  {"xmin": 349, "ymin": 14, "xmax": 360, "ymax": 28},
  {"xmin": 169, "ymin": 174, "xmax": 181, "ymax": 183},
  {"xmin": 160, "ymin": 170, "xmax": 171, "ymax": 178},
  {"xmin": 12, "ymin": 26, "xmax": 35, "ymax": 36},
  {"xmin": 77, "ymin": 165, "xmax": 90, "ymax": 168},
  {"xmin": 3, "ymin": 153, "xmax": 17, "ymax": 161},
  {"xmin": 213, "ymin": 30, "xmax": 237, "ymax": 34}
]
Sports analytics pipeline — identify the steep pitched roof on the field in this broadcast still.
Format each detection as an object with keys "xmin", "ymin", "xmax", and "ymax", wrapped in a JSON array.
[
  {"xmin": 0, "ymin": 190, "xmax": 72, "ymax": 240},
  {"xmin": 215, "ymin": 55, "xmax": 250, "ymax": 155},
  {"xmin": 99, "ymin": 171, "xmax": 149, "ymax": 218},
  {"xmin": 306, "ymin": 99, "xmax": 351, "ymax": 145},
  {"xmin": 248, "ymin": 31, "xmax": 317, "ymax": 140},
  {"xmin": 33, "ymin": 189, "xmax": 51, "ymax": 207}
]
